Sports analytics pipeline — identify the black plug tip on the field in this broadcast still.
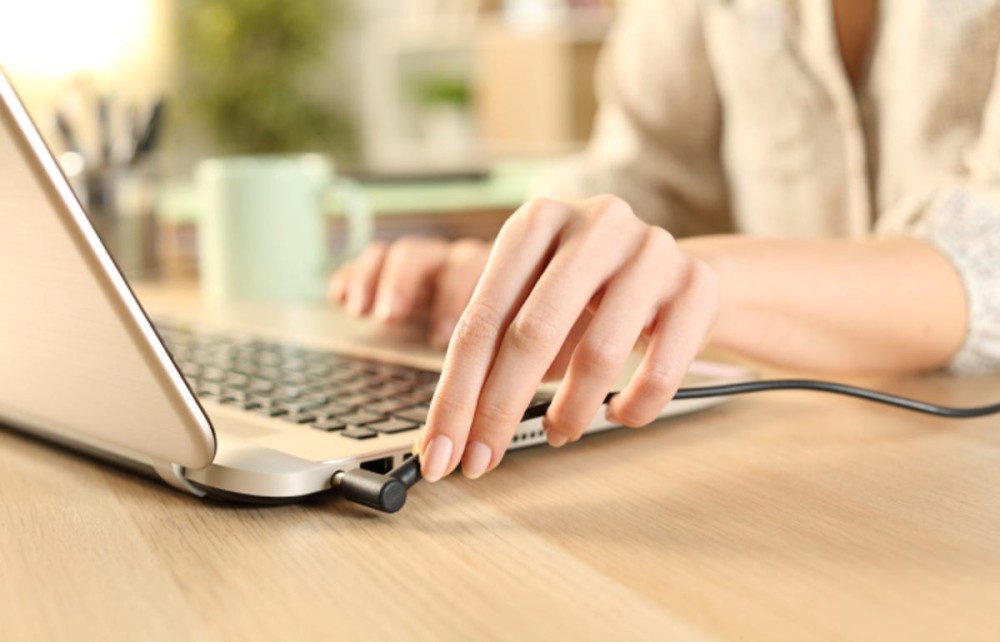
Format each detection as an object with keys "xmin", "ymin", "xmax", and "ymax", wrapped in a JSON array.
[
  {"xmin": 334, "ymin": 468, "xmax": 407, "ymax": 513},
  {"xmin": 334, "ymin": 455, "xmax": 422, "ymax": 514},
  {"xmin": 390, "ymin": 454, "xmax": 421, "ymax": 488}
]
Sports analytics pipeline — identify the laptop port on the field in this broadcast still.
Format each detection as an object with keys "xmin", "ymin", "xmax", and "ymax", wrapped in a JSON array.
[{"xmin": 360, "ymin": 457, "xmax": 393, "ymax": 475}]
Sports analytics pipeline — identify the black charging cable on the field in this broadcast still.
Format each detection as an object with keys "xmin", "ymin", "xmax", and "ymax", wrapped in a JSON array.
[{"xmin": 334, "ymin": 378, "xmax": 1000, "ymax": 513}]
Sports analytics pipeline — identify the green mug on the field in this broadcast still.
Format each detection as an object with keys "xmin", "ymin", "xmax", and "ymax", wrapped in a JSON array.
[{"xmin": 195, "ymin": 154, "xmax": 370, "ymax": 302}]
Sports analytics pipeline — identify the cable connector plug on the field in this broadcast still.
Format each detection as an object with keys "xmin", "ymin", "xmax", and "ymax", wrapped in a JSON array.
[{"xmin": 332, "ymin": 455, "xmax": 422, "ymax": 513}]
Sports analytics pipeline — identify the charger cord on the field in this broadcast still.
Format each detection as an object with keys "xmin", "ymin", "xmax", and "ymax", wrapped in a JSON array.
[{"xmin": 339, "ymin": 377, "xmax": 1000, "ymax": 513}]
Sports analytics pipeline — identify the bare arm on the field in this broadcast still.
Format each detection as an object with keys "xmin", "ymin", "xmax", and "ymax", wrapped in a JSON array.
[{"xmin": 683, "ymin": 235, "xmax": 968, "ymax": 373}]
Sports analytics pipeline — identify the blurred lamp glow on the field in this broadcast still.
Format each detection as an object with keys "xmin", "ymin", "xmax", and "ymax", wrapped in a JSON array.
[{"xmin": 0, "ymin": 0, "xmax": 152, "ymax": 76}]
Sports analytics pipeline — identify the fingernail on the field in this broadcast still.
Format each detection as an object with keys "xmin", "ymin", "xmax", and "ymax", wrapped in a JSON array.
[
  {"xmin": 421, "ymin": 435, "xmax": 454, "ymax": 482},
  {"xmin": 432, "ymin": 318, "xmax": 456, "ymax": 347},
  {"xmin": 347, "ymin": 285, "xmax": 364, "ymax": 316},
  {"xmin": 547, "ymin": 431, "xmax": 568, "ymax": 448},
  {"xmin": 327, "ymin": 278, "xmax": 343, "ymax": 302},
  {"xmin": 375, "ymin": 295, "xmax": 396, "ymax": 321},
  {"xmin": 461, "ymin": 441, "xmax": 492, "ymax": 479}
]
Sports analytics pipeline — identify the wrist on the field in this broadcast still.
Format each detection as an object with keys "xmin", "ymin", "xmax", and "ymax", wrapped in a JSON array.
[{"xmin": 678, "ymin": 235, "xmax": 741, "ymax": 350}]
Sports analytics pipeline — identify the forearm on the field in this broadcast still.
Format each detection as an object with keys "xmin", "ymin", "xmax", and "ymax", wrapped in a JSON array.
[{"xmin": 681, "ymin": 235, "xmax": 968, "ymax": 373}]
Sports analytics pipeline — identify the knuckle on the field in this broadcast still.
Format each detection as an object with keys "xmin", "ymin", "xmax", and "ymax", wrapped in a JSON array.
[
  {"xmin": 644, "ymin": 225, "xmax": 678, "ymax": 256},
  {"xmin": 429, "ymin": 392, "xmax": 466, "ymax": 419},
  {"xmin": 365, "ymin": 240, "xmax": 389, "ymax": 255},
  {"xmin": 580, "ymin": 195, "xmax": 636, "ymax": 237},
  {"xmin": 615, "ymin": 402, "xmax": 657, "ymax": 428},
  {"xmin": 514, "ymin": 197, "xmax": 565, "ymax": 231},
  {"xmin": 507, "ymin": 308, "xmax": 561, "ymax": 350},
  {"xmin": 586, "ymin": 193, "xmax": 631, "ymax": 221},
  {"xmin": 450, "ymin": 237, "xmax": 485, "ymax": 258},
  {"xmin": 635, "ymin": 365, "xmax": 680, "ymax": 400},
  {"xmin": 452, "ymin": 300, "xmax": 504, "ymax": 348},
  {"xmin": 575, "ymin": 337, "xmax": 625, "ymax": 373},
  {"xmin": 547, "ymin": 405, "xmax": 589, "ymax": 438},
  {"xmin": 357, "ymin": 242, "xmax": 385, "ymax": 265},
  {"xmin": 474, "ymin": 398, "xmax": 518, "ymax": 430},
  {"xmin": 390, "ymin": 235, "xmax": 428, "ymax": 257},
  {"xmin": 687, "ymin": 259, "xmax": 720, "ymax": 298}
]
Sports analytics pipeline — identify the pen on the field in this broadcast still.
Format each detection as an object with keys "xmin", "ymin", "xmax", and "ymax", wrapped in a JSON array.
[
  {"xmin": 130, "ymin": 98, "xmax": 164, "ymax": 167},
  {"xmin": 97, "ymin": 94, "xmax": 112, "ymax": 167},
  {"xmin": 54, "ymin": 110, "xmax": 80, "ymax": 155}
]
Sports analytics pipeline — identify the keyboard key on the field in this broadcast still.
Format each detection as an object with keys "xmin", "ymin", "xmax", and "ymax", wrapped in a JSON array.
[
  {"xmin": 397, "ymin": 390, "xmax": 433, "ymax": 405},
  {"xmin": 340, "ymin": 427, "xmax": 378, "ymax": 440},
  {"xmin": 244, "ymin": 393, "xmax": 271, "ymax": 404},
  {"xmin": 281, "ymin": 359, "xmax": 308, "ymax": 372},
  {"xmin": 413, "ymin": 381, "xmax": 438, "ymax": 395},
  {"xmin": 312, "ymin": 418, "xmax": 347, "ymax": 432},
  {"xmin": 279, "ymin": 401, "xmax": 325, "ymax": 415},
  {"xmin": 312, "ymin": 402, "xmax": 354, "ymax": 418},
  {"xmin": 249, "ymin": 379, "xmax": 275, "ymax": 393},
  {"xmin": 179, "ymin": 362, "xmax": 202, "ymax": 378},
  {"xmin": 304, "ymin": 365, "xmax": 332, "ymax": 378},
  {"xmin": 370, "ymin": 381, "xmax": 413, "ymax": 397},
  {"xmin": 281, "ymin": 412, "xmax": 317, "ymax": 424},
  {"xmin": 258, "ymin": 352, "xmax": 283, "ymax": 367},
  {"xmin": 226, "ymin": 387, "xmax": 249, "ymax": 400},
  {"xmin": 367, "ymin": 399, "xmax": 414, "ymax": 414},
  {"xmin": 197, "ymin": 382, "xmax": 224, "ymax": 396},
  {"xmin": 367, "ymin": 418, "xmax": 420, "ymax": 434},
  {"xmin": 253, "ymin": 405, "xmax": 287, "ymax": 417},
  {"xmin": 200, "ymin": 367, "xmax": 227, "ymax": 382},
  {"xmin": 224, "ymin": 397, "xmax": 261, "ymax": 410},
  {"xmin": 334, "ymin": 392, "xmax": 378, "ymax": 408},
  {"xmin": 281, "ymin": 372, "xmax": 310, "ymax": 385},
  {"xmin": 230, "ymin": 363, "xmax": 258, "ymax": 377},
  {"xmin": 257, "ymin": 366, "xmax": 283, "ymax": 381},
  {"xmin": 298, "ymin": 392, "xmax": 331, "ymax": 406},
  {"xmin": 394, "ymin": 405, "xmax": 429, "ymax": 424},
  {"xmin": 225, "ymin": 373, "xmax": 250, "ymax": 388},
  {"xmin": 335, "ymin": 410, "xmax": 384, "ymax": 426},
  {"xmin": 274, "ymin": 389, "xmax": 306, "ymax": 402}
]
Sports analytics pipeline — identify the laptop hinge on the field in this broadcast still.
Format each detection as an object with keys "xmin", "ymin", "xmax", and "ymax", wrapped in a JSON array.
[{"xmin": 154, "ymin": 462, "xmax": 207, "ymax": 498}]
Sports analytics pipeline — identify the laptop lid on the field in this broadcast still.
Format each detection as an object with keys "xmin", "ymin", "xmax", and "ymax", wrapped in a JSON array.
[{"xmin": 0, "ymin": 68, "xmax": 215, "ymax": 469}]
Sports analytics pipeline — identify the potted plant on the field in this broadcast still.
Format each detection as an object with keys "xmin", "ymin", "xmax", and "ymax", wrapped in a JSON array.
[
  {"xmin": 172, "ymin": 0, "xmax": 368, "ymax": 302},
  {"xmin": 409, "ymin": 71, "xmax": 476, "ymax": 158},
  {"xmin": 174, "ymin": 0, "xmax": 355, "ymax": 157}
]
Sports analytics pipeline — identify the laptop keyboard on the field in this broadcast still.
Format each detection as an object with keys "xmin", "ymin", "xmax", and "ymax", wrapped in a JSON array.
[{"xmin": 155, "ymin": 323, "xmax": 438, "ymax": 440}]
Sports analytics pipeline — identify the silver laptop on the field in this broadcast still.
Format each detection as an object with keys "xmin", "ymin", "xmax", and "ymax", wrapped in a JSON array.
[{"xmin": 0, "ymin": 69, "xmax": 746, "ymax": 504}]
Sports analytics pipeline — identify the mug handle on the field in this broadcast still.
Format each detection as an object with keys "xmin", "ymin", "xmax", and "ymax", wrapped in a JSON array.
[{"xmin": 326, "ymin": 176, "xmax": 373, "ymax": 264}]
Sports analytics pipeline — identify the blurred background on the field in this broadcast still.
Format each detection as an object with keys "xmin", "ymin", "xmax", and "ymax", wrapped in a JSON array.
[{"xmin": 0, "ymin": 0, "xmax": 619, "ymax": 290}]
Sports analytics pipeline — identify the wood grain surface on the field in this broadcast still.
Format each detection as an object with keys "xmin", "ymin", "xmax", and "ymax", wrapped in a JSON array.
[{"xmin": 3, "ymin": 290, "xmax": 999, "ymax": 641}]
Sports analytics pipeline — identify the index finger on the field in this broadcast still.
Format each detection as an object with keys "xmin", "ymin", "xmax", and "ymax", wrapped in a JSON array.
[
  {"xmin": 417, "ymin": 200, "xmax": 570, "ymax": 481},
  {"xmin": 457, "ymin": 199, "xmax": 645, "ymax": 477}
]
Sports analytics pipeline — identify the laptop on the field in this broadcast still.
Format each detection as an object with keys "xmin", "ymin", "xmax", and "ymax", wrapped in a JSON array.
[{"xmin": 0, "ymin": 68, "xmax": 748, "ymax": 504}]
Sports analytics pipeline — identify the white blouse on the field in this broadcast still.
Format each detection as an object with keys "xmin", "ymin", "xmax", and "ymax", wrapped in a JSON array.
[{"xmin": 538, "ymin": 0, "xmax": 1000, "ymax": 372}]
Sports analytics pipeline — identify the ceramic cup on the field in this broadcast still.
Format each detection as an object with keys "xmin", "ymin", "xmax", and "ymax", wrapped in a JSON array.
[{"xmin": 195, "ymin": 154, "xmax": 370, "ymax": 302}]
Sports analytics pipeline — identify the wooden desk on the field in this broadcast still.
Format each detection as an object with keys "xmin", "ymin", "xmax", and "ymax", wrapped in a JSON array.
[{"xmin": 3, "ymin": 294, "xmax": 1000, "ymax": 641}]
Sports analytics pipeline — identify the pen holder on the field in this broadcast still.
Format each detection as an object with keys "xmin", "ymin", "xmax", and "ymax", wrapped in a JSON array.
[{"xmin": 75, "ymin": 164, "xmax": 160, "ymax": 282}]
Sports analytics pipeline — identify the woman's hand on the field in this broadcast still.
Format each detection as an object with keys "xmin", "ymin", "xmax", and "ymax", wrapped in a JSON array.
[
  {"xmin": 417, "ymin": 195, "xmax": 721, "ymax": 482},
  {"xmin": 329, "ymin": 236, "xmax": 491, "ymax": 348}
]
